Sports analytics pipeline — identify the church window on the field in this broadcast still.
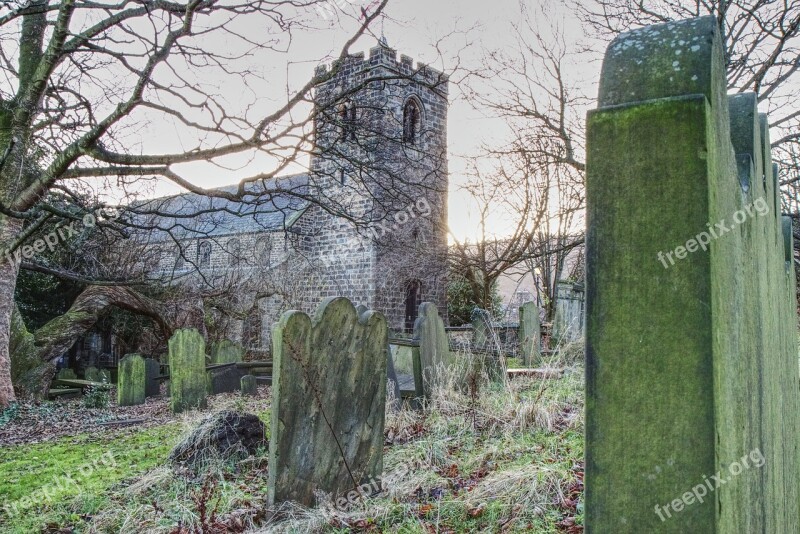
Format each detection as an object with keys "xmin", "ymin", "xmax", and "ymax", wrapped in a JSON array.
[
  {"xmin": 403, "ymin": 99, "xmax": 421, "ymax": 144},
  {"xmin": 340, "ymin": 102, "xmax": 357, "ymax": 141},
  {"xmin": 198, "ymin": 241, "xmax": 212, "ymax": 267}
]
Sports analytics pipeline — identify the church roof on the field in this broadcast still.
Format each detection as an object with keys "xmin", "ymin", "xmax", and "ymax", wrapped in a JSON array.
[{"xmin": 131, "ymin": 173, "xmax": 310, "ymax": 241}]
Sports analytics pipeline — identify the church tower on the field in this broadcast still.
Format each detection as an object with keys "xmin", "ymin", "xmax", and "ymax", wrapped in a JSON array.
[{"xmin": 306, "ymin": 40, "xmax": 449, "ymax": 331}]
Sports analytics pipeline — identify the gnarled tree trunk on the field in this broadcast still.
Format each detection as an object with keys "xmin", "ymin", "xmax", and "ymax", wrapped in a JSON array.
[{"xmin": 11, "ymin": 285, "xmax": 172, "ymax": 399}]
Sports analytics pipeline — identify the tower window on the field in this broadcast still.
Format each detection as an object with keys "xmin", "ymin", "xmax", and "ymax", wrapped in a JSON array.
[
  {"xmin": 340, "ymin": 102, "xmax": 357, "ymax": 141},
  {"xmin": 403, "ymin": 99, "xmax": 421, "ymax": 144},
  {"xmin": 198, "ymin": 241, "xmax": 212, "ymax": 268}
]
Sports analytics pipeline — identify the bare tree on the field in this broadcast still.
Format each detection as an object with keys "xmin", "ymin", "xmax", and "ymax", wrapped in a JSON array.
[
  {"xmin": 457, "ymin": 4, "xmax": 588, "ymax": 321},
  {"xmin": 0, "ymin": 0, "xmax": 439, "ymax": 406}
]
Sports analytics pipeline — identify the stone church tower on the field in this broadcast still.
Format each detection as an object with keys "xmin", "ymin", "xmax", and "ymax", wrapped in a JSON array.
[{"xmin": 301, "ymin": 40, "xmax": 450, "ymax": 332}]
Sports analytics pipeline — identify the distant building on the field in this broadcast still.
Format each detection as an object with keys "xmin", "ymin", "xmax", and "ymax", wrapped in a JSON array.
[{"xmin": 135, "ymin": 41, "xmax": 450, "ymax": 352}]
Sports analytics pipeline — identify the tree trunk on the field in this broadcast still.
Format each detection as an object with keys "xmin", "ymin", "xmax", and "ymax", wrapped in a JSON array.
[
  {"xmin": 11, "ymin": 285, "xmax": 173, "ymax": 399},
  {"xmin": 0, "ymin": 216, "xmax": 22, "ymax": 408}
]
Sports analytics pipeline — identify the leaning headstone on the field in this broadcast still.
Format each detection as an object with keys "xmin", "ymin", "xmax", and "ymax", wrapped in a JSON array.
[
  {"xmin": 470, "ymin": 308, "xmax": 503, "ymax": 379},
  {"xmin": 240, "ymin": 375, "xmax": 257, "ymax": 397},
  {"xmin": 117, "ymin": 354, "xmax": 145, "ymax": 407},
  {"xmin": 268, "ymin": 297, "xmax": 388, "ymax": 506},
  {"xmin": 413, "ymin": 302, "xmax": 451, "ymax": 398},
  {"xmin": 210, "ymin": 340, "xmax": 245, "ymax": 364},
  {"xmin": 144, "ymin": 358, "xmax": 160, "ymax": 397},
  {"xmin": 169, "ymin": 329, "xmax": 208, "ymax": 414},
  {"xmin": 586, "ymin": 16, "xmax": 800, "ymax": 532},
  {"xmin": 518, "ymin": 302, "xmax": 541, "ymax": 366},
  {"xmin": 56, "ymin": 368, "xmax": 77, "ymax": 380}
]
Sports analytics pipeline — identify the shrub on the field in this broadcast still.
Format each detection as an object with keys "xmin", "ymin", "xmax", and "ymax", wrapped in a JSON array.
[{"xmin": 83, "ymin": 385, "xmax": 111, "ymax": 409}]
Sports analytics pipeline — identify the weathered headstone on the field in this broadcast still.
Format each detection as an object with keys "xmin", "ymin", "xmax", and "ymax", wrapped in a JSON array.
[
  {"xmin": 56, "ymin": 368, "xmax": 77, "ymax": 380},
  {"xmin": 586, "ymin": 16, "xmax": 800, "ymax": 532},
  {"xmin": 144, "ymin": 358, "xmax": 160, "ymax": 397},
  {"xmin": 209, "ymin": 367, "xmax": 247, "ymax": 395},
  {"xmin": 518, "ymin": 301, "xmax": 540, "ymax": 366},
  {"xmin": 268, "ymin": 297, "xmax": 388, "ymax": 506},
  {"xmin": 470, "ymin": 307, "xmax": 491, "ymax": 348},
  {"xmin": 84, "ymin": 366, "xmax": 100, "ymax": 382},
  {"xmin": 413, "ymin": 302, "xmax": 451, "ymax": 398},
  {"xmin": 169, "ymin": 329, "xmax": 208, "ymax": 413},
  {"xmin": 210, "ymin": 340, "xmax": 245, "ymax": 364},
  {"xmin": 240, "ymin": 374, "xmax": 257, "ymax": 396},
  {"xmin": 117, "ymin": 354, "xmax": 145, "ymax": 407}
]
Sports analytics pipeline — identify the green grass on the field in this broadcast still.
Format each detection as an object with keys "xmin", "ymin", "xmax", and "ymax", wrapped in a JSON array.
[
  {"xmin": 0, "ymin": 423, "xmax": 182, "ymax": 534},
  {"xmin": 0, "ymin": 362, "xmax": 585, "ymax": 533}
]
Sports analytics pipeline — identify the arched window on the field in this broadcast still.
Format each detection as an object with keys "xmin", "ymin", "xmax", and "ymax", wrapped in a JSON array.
[
  {"xmin": 403, "ymin": 99, "xmax": 421, "ymax": 144},
  {"xmin": 404, "ymin": 279, "xmax": 423, "ymax": 333},
  {"xmin": 198, "ymin": 241, "xmax": 212, "ymax": 268},
  {"xmin": 340, "ymin": 102, "xmax": 356, "ymax": 141}
]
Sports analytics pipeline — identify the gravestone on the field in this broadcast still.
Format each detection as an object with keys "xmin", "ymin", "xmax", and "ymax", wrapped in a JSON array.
[
  {"xmin": 169, "ymin": 329, "xmax": 208, "ymax": 413},
  {"xmin": 413, "ymin": 302, "xmax": 451, "ymax": 398},
  {"xmin": 470, "ymin": 307, "xmax": 492, "ymax": 348},
  {"xmin": 56, "ymin": 368, "xmax": 76, "ymax": 380},
  {"xmin": 209, "ymin": 367, "xmax": 247, "ymax": 395},
  {"xmin": 518, "ymin": 301, "xmax": 541, "ymax": 366},
  {"xmin": 585, "ymin": 16, "xmax": 800, "ymax": 532},
  {"xmin": 268, "ymin": 297, "xmax": 388, "ymax": 506},
  {"xmin": 144, "ymin": 358, "xmax": 160, "ymax": 397},
  {"xmin": 240, "ymin": 375, "xmax": 257, "ymax": 396},
  {"xmin": 210, "ymin": 340, "xmax": 245, "ymax": 364},
  {"xmin": 117, "ymin": 354, "xmax": 145, "ymax": 407},
  {"xmin": 84, "ymin": 366, "xmax": 100, "ymax": 382}
]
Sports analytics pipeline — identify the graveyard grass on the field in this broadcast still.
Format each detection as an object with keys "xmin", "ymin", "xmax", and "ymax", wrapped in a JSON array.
[{"xmin": 0, "ymin": 349, "xmax": 584, "ymax": 533}]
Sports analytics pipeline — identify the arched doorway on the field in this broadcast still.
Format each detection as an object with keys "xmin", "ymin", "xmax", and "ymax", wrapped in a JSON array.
[{"xmin": 404, "ymin": 280, "xmax": 422, "ymax": 333}]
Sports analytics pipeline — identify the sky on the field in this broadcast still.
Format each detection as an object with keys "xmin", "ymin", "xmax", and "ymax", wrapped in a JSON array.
[{"xmin": 123, "ymin": 0, "xmax": 600, "ymax": 241}]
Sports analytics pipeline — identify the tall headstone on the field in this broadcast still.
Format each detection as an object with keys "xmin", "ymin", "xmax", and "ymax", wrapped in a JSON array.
[
  {"xmin": 413, "ymin": 302, "xmax": 451, "ymax": 398},
  {"xmin": 268, "ymin": 297, "xmax": 388, "ymax": 506},
  {"xmin": 518, "ymin": 301, "xmax": 541, "ymax": 366},
  {"xmin": 169, "ymin": 329, "xmax": 208, "ymax": 414},
  {"xmin": 117, "ymin": 354, "xmax": 145, "ymax": 407},
  {"xmin": 144, "ymin": 358, "xmax": 160, "ymax": 397},
  {"xmin": 586, "ymin": 16, "xmax": 800, "ymax": 532}
]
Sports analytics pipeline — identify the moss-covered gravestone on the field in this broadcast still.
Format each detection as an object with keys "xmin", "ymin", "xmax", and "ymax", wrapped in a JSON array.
[
  {"xmin": 117, "ymin": 354, "xmax": 145, "ymax": 406},
  {"xmin": 518, "ymin": 302, "xmax": 540, "ymax": 366},
  {"xmin": 240, "ymin": 375, "xmax": 257, "ymax": 397},
  {"xmin": 144, "ymin": 358, "xmax": 160, "ymax": 397},
  {"xmin": 412, "ymin": 302, "xmax": 451, "ymax": 398},
  {"xmin": 586, "ymin": 16, "xmax": 800, "ymax": 532},
  {"xmin": 56, "ymin": 368, "xmax": 77, "ymax": 380},
  {"xmin": 84, "ymin": 366, "xmax": 100, "ymax": 382},
  {"xmin": 210, "ymin": 340, "xmax": 245, "ymax": 364},
  {"xmin": 268, "ymin": 297, "xmax": 388, "ymax": 506},
  {"xmin": 169, "ymin": 329, "xmax": 208, "ymax": 413}
]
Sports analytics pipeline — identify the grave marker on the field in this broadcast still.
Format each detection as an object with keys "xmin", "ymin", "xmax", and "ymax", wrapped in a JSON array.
[
  {"xmin": 585, "ymin": 16, "xmax": 800, "ymax": 532},
  {"xmin": 268, "ymin": 297, "xmax": 387, "ymax": 506},
  {"xmin": 169, "ymin": 329, "xmax": 208, "ymax": 413},
  {"xmin": 117, "ymin": 354, "xmax": 145, "ymax": 407}
]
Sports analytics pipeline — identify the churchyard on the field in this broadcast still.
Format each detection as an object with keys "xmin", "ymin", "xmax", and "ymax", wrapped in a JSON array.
[{"xmin": 0, "ymin": 5, "xmax": 798, "ymax": 534}]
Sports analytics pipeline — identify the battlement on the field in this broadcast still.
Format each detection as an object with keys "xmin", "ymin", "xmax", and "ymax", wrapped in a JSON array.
[{"xmin": 314, "ymin": 43, "xmax": 448, "ymax": 90}]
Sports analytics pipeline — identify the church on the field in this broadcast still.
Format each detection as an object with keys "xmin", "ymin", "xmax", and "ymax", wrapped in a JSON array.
[{"xmin": 136, "ymin": 40, "xmax": 451, "ymax": 353}]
